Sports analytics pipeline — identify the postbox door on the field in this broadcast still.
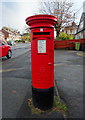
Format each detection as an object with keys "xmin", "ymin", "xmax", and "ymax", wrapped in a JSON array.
[{"xmin": 32, "ymin": 37, "xmax": 54, "ymax": 89}]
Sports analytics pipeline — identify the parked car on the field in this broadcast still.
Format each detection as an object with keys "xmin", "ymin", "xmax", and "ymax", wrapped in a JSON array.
[
  {"xmin": 7, "ymin": 40, "xmax": 16, "ymax": 46},
  {"xmin": 7, "ymin": 40, "xmax": 12, "ymax": 46},
  {"xmin": 0, "ymin": 40, "xmax": 12, "ymax": 58}
]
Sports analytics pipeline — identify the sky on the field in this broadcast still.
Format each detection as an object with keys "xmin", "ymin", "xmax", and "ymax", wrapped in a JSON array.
[{"xmin": 0, "ymin": 0, "xmax": 85, "ymax": 34}]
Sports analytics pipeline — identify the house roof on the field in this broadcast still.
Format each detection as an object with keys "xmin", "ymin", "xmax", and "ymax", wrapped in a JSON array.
[
  {"xmin": 1, "ymin": 28, "xmax": 21, "ymax": 35},
  {"xmin": 63, "ymin": 22, "xmax": 78, "ymax": 31},
  {"xmin": 1, "ymin": 29, "xmax": 9, "ymax": 38}
]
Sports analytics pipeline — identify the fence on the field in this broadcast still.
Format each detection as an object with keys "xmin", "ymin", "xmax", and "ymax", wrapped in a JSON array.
[{"xmin": 54, "ymin": 38, "xmax": 85, "ymax": 50}]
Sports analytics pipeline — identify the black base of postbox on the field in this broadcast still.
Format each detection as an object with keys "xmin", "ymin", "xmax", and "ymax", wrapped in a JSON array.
[{"xmin": 32, "ymin": 87, "xmax": 54, "ymax": 111}]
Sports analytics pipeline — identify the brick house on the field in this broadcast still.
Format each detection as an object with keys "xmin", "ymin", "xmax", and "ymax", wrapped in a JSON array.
[
  {"xmin": 12, "ymin": 31, "xmax": 21, "ymax": 41},
  {"xmin": 62, "ymin": 21, "xmax": 78, "ymax": 35},
  {"xmin": 0, "ymin": 30, "xmax": 5, "ymax": 40},
  {"xmin": 1, "ymin": 29, "xmax": 21, "ymax": 42},
  {"xmin": 1, "ymin": 29, "xmax": 9, "ymax": 40}
]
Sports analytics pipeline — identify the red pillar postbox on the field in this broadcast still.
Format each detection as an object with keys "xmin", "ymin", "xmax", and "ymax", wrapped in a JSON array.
[{"xmin": 25, "ymin": 14, "xmax": 58, "ymax": 110}]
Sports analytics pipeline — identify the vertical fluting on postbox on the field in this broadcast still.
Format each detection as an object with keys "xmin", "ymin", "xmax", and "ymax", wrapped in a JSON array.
[{"xmin": 25, "ymin": 15, "xmax": 58, "ymax": 110}]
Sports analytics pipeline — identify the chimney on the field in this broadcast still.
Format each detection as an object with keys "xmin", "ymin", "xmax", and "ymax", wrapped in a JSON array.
[{"xmin": 83, "ymin": 1, "xmax": 85, "ymax": 12}]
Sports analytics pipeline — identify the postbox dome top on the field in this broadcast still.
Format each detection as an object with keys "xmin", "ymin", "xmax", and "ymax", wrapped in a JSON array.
[{"xmin": 25, "ymin": 14, "xmax": 58, "ymax": 28}]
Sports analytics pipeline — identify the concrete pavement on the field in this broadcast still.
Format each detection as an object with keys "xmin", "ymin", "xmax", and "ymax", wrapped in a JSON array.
[
  {"xmin": 54, "ymin": 50, "xmax": 83, "ymax": 119},
  {"xmin": 76, "ymin": 51, "xmax": 85, "ymax": 57}
]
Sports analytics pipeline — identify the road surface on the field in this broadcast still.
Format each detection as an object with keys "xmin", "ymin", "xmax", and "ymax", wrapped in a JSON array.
[{"xmin": 2, "ymin": 43, "xmax": 31, "ymax": 118}]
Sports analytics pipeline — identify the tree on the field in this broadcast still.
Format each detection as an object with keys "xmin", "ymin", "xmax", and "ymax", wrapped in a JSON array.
[
  {"xmin": 2, "ymin": 26, "xmax": 10, "ymax": 31},
  {"xmin": 58, "ymin": 32, "xmax": 74, "ymax": 40},
  {"xmin": 21, "ymin": 33, "xmax": 30, "ymax": 42},
  {"xmin": 2, "ymin": 26, "xmax": 19, "ymax": 33},
  {"xmin": 38, "ymin": 0, "xmax": 74, "ymax": 37},
  {"xmin": 59, "ymin": 32, "xmax": 69, "ymax": 40},
  {"xmin": 23, "ymin": 25, "xmax": 30, "ymax": 34}
]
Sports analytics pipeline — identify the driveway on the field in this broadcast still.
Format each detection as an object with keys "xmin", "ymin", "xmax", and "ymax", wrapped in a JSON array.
[{"xmin": 54, "ymin": 50, "xmax": 83, "ymax": 119}]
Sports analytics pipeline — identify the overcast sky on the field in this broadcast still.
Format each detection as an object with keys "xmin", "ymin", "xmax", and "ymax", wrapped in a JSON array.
[{"xmin": 0, "ymin": 0, "xmax": 85, "ymax": 34}]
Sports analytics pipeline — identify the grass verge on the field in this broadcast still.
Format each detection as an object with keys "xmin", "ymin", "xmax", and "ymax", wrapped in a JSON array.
[{"xmin": 28, "ymin": 96, "xmax": 67, "ymax": 115}]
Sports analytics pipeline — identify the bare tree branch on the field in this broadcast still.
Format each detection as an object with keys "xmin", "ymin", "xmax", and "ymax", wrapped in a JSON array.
[{"xmin": 38, "ymin": 0, "xmax": 74, "ymax": 36}]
